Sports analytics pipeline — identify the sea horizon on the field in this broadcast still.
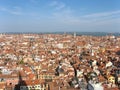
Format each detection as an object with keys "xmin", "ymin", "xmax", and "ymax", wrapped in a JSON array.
[{"xmin": 0, "ymin": 31, "xmax": 120, "ymax": 36}]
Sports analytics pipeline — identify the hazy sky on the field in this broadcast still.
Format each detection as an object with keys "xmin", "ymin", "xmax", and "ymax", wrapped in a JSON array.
[{"xmin": 0, "ymin": 0, "xmax": 120, "ymax": 32}]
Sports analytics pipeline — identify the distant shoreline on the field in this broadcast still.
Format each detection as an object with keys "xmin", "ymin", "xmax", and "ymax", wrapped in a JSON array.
[{"xmin": 0, "ymin": 32, "xmax": 120, "ymax": 36}]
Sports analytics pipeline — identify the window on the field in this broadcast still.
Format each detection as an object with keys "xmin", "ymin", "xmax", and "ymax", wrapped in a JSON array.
[
  {"xmin": 9, "ymin": 83, "xmax": 12, "ymax": 85},
  {"xmin": 29, "ymin": 86, "xmax": 32, "ymax": 89},
  {"xmin": 38, "ymin": 85, "xmax": 41, "ymax": 88},
  {"xmin": 20, "ymin": 87, "xmax": 23, "ymax": 89},
  {"xmin": 48, "ymin": 76, "xmax": 52, "ymax": 79},
  {"xmin": 45, "ymin": 75, "xmax": 47, "ymax": 79}
]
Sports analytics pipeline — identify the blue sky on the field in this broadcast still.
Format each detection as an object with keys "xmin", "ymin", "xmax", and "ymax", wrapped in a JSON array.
[{"xmin": 0, "ymin": 0, "xmax": 120, "ymax": 32}]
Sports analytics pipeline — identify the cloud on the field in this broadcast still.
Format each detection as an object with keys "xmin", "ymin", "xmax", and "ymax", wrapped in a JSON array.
[
  {"xmin": 55, "ymin": 3, "xmax": 65, "ymax": 10},
  {"xmin": 48, "ymin": 1, "xmax": 120, "ymax": 25},
  {"xmin": 49, "ymin": 1, "xmax": 58, "ymax": 6},
  {"xmin": 0, "ymin": 6, "xmax": 23, "ymax": 15},
  {"xmin": 49, "ymin": 1, "xmax": 73, "ymax": 20},
  {"xmin": 49, "ymin": 1, "xmax": 66, "ymax": 10},
  {"xmin": 83, "ymin": 10, "xmax": 120, "ymax": 18},
  {"xmin": 50, "ymin": 8, "xmax": 120, "ymax": 32},
  {"xmin": 0, "ymin": 7, "xmax": 7, "ymax": 11}
]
